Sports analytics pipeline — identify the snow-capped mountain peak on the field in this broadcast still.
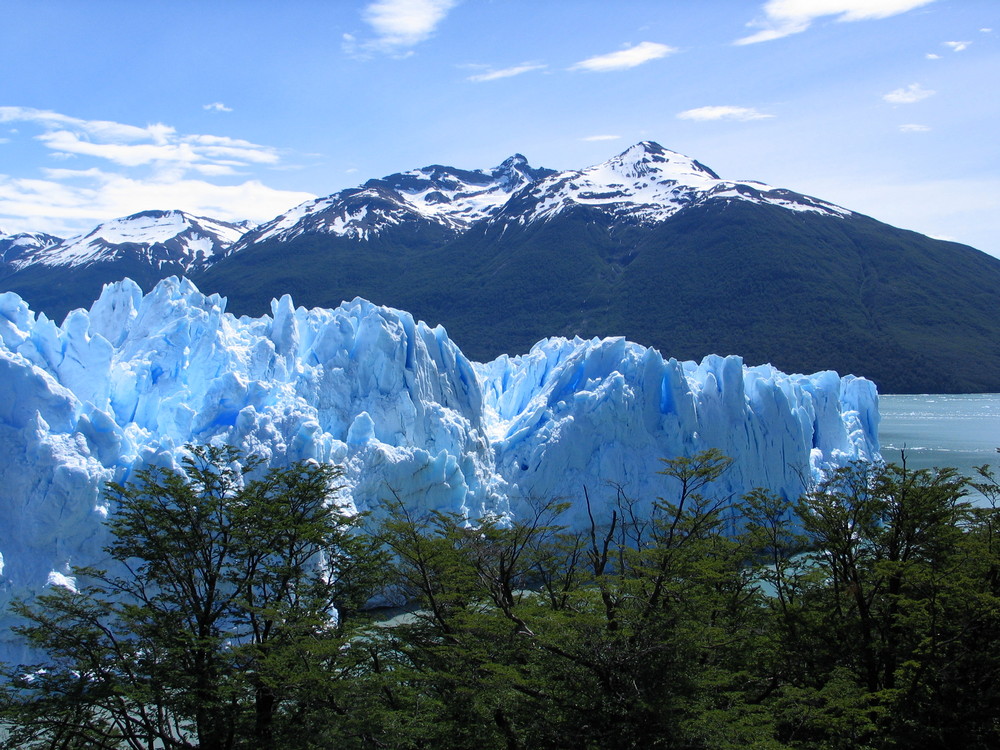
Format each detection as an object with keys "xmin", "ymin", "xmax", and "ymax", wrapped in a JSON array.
[
  {"xmin": 19, "ymin": 210, "xmax": 247, "ymax": 271},
  {"xmin": 604, "ymin": 140, "xmax": 720, "ymax": 182},
  {"xmin": 492, "ymin": 153, "xmax": 540, "ymax": 189},
  {"xmin": 232, "ymin": 142, "xmax": 851, "ymax": 250},
  {"xmin": 240, "ymin": 155, "xmax": 556, "ymax": 246},
  {"xmin": 502, "ymin": 140, "xmax": 851, "ymax": 226},
  {"xmin": 0, "ymin": 230, "xmax": 64, "ymax": 266}
]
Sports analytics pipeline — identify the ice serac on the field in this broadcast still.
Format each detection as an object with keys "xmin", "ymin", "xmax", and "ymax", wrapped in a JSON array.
[
  {"xmin": 0, "ymin": 277, "xmax": 505, "ymax": 654},
  {"xmin": 476, "ymin": 336, "xmax": 878, "ymax": 526},
  {"xmin": 0, "ymin": 278, "xmax": 879, "ymax": 656}
]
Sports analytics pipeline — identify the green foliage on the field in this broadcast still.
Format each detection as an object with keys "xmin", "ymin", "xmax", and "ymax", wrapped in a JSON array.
[
  {"xmin": 0, "ymin": 445, "xmax": 385, "ymax": 750},
  {"xmin": 4, "ymin": 447, "xmax": 1000, "ymax": 748}
]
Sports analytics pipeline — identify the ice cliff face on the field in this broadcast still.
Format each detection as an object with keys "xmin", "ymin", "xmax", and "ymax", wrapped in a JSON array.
[
  {"xmin": 0, "ymin": 277, "xmax": 879, "ymax": 654},
  {"xmin": 478, "ymin": 338, "xmax": 877, "ymax": 526}
]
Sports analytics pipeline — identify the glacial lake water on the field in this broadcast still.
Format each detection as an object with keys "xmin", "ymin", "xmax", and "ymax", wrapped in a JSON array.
[{"xmin": 878, "ymin": 393, "xmax": 1000, "ymax": 501}]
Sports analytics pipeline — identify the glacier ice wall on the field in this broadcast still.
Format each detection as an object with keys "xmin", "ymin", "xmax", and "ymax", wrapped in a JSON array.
[
  {"xmin": 0, "ymin": 276, "xmax": 879, "ymax": 652},
  {"xmin": 478, "ymin": 337, "xmax": 878, "ymax": 526}
]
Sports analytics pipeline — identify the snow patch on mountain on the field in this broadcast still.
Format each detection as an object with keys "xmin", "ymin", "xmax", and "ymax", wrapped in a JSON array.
[
  {"xmin": 0, "ymin": 230, "xmax": 64, "ymax": 266},
  {"xmin": 244, "ymin": 155, "xmax": 555, "ymax": 245},
  {"xmin": 505, "ymin": 142, "xmax": 852, "ymax": 226},
  {"xmin": 236, "ymin": 141, "xmax": 851, "ymax": 250},
  {"xmin": 17, "ymin": 210, "xmax": 246, "ymax": 270}
]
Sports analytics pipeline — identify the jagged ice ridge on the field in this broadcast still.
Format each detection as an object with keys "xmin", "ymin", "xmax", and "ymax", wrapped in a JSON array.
[{"xmin": 0, "ymin": 277, "xmax": 879, "ymax": 655}]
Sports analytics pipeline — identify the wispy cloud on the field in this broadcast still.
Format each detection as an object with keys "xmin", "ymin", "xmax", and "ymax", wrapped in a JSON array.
[
  {"xmin": 737, "ymin": 0, "xmax": 937, "ymax": 45},
  {"xmin": 203, "ymin": 102, "xmax": 233, "ymax": 113},
  {"xmin": 467, "ymin": 63, "xmax": 545, "ymax": 82},
  {"xmin": 580, "ymin": 135, "xmax": 621, "ymax": 142},
  {"xmin": 926, "ymin": 52, "xmax": 941, "ymax": 59},
  {"xmin": 883, "ymin": 83, "xmax": 935, "ymax": 104},
  {"xmin": 0, "ymin": 107, "xmax": 312, "ymax": 236},
  {"xmin": 677, "ymin": 105, "xmax": 774, "ymax": 121},
  {"xmin": 570, "ymin": 41, "xmax": 675, "ymax": 72},
  {"xmin": 899, "ymin": 123, "xmax": 931, "ymax": 132},
  {"xmin": 0, "ymin": 170, "xmax": 314, "ymax": 237},
  {"xmin": 944, "ymin": 40, "xmax": 971, "ymax": 52},
  {"xmin": 0, "ymin": 107, "xmax": 279, "ymax": 171},
  {"xmin": 353, "ymin": 0, "xmax": 459, "ymax": 54}
]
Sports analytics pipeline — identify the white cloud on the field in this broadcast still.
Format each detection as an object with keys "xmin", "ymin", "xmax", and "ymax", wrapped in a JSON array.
[
  {"xmin": 0, "ymin": 170, "xmax": 314, "ymax": 237},
  {"xmin": 467, "ymin": 63, "xmax": 545, "ymax": 82},
  {"xmin": 736, "ymin": 0, "xmax": 937, "ymax": 45},
  {"xmin": 982, "ymin": 28, "xmax": 993, "ymax": 33},
  {"xmin": 0, "ymin": 107, "xmax": 280, "ymax": 171},
  {"xmin": 570, "ymin": 41, "xmax": 676, "ymax": 72},
  {"xmin": 360, "ymin": 0, "xmax": 458, "ymax": 51},
  {"xmin": 883, "ymin": 83, "xmax": 935, "ymax": 104},
  {"xmin": 0, "ymin": 107, "xmax": 311, "ymax": 236},
  {"xmin": 203, "ymin": 102, "xmax": 233, "ymax": 112},
  {"xmin": 0, "ymin": 107, "xmax": 156, "ymax": 143},
  {"xmin": 677, "ymin": 105, "xmax": 774, "ymax": 121},
  {"xmin": 899, "ymin": 123, "xmax": 931, "ymax": 132},
  {"xmin": 944, "ymin": 40, "xmax": 971, "ymax": 52},
  {"xmin": 580, "ymin": 135, "xmax": 621, "ymax": 142},
  {"xmin": 926, "ymin": 52, "xmax": 941, "ymax": 59}
]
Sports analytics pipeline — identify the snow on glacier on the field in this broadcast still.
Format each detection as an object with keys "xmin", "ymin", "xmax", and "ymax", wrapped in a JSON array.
[{"xmin": 0, "ymin": 277, "xmax": 880, "ymax": 654}]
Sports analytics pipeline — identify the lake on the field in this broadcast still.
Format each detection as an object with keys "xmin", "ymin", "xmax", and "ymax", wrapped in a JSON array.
[{"xmin": 878, "ymin": 393, "xmax": 1000, "ymax": 501}]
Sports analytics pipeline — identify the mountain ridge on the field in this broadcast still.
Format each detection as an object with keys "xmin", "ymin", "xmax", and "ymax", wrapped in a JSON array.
[{"xmin": 3, "ymin": 141, "xmax": 999, "ymax": 394}]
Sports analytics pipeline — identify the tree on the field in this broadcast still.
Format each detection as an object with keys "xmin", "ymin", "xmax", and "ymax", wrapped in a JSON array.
[
  {"xmin": 0, "ymin": 445, "xmax": 384, "ymax": 750},
  {"xmin": 769, "ymin": 458, "xmax": 1000, "ymax": 749},
  {"xmin": 359, "ymin": 450, "xmax": 782, "ymax": 749}
]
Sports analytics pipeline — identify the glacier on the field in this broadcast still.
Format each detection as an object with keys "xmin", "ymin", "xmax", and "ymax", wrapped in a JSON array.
[{"xmin": 0, "ymin": 276, "xmax": 879, "ymax": 655}]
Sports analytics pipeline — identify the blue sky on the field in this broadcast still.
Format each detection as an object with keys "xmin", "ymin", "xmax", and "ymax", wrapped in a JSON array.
[{"xmin": 2, "ymin": 0, "xmax": 998, "ymax": 257}]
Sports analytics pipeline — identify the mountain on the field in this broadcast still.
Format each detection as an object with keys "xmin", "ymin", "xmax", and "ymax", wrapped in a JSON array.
[
  {"xmin": 0, "ymin": 210, "xmax": 246, "ymax": 317},
  {"xmin": 238, "ymin": 153, "xmax": 555, "ymax": 246},
  {"xmin": 0, "ymin": 229, "xmax": 64, "ymax": 266},
  {"xmin": 195, "ymin": 142, "xmax": 1000, "ymax": 394},
  {"xmin": 4, "ymin": 143, "xmax": 999, "ymax": 393},
  {"xmin": 0, "ymin": 276, "xmax": 878, "ymax": 658}
]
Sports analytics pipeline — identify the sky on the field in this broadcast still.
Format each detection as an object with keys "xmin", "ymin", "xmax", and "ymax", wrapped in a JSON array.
[{"xmin": 2, "ymin": 0, "xmax": 999, "ymax": 257}]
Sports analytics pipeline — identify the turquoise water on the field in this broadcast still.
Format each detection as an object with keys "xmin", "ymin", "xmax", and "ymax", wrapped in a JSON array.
[{"xmin": 878, "ymin": 393, "xmax": 1000, "ymax": 499}]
